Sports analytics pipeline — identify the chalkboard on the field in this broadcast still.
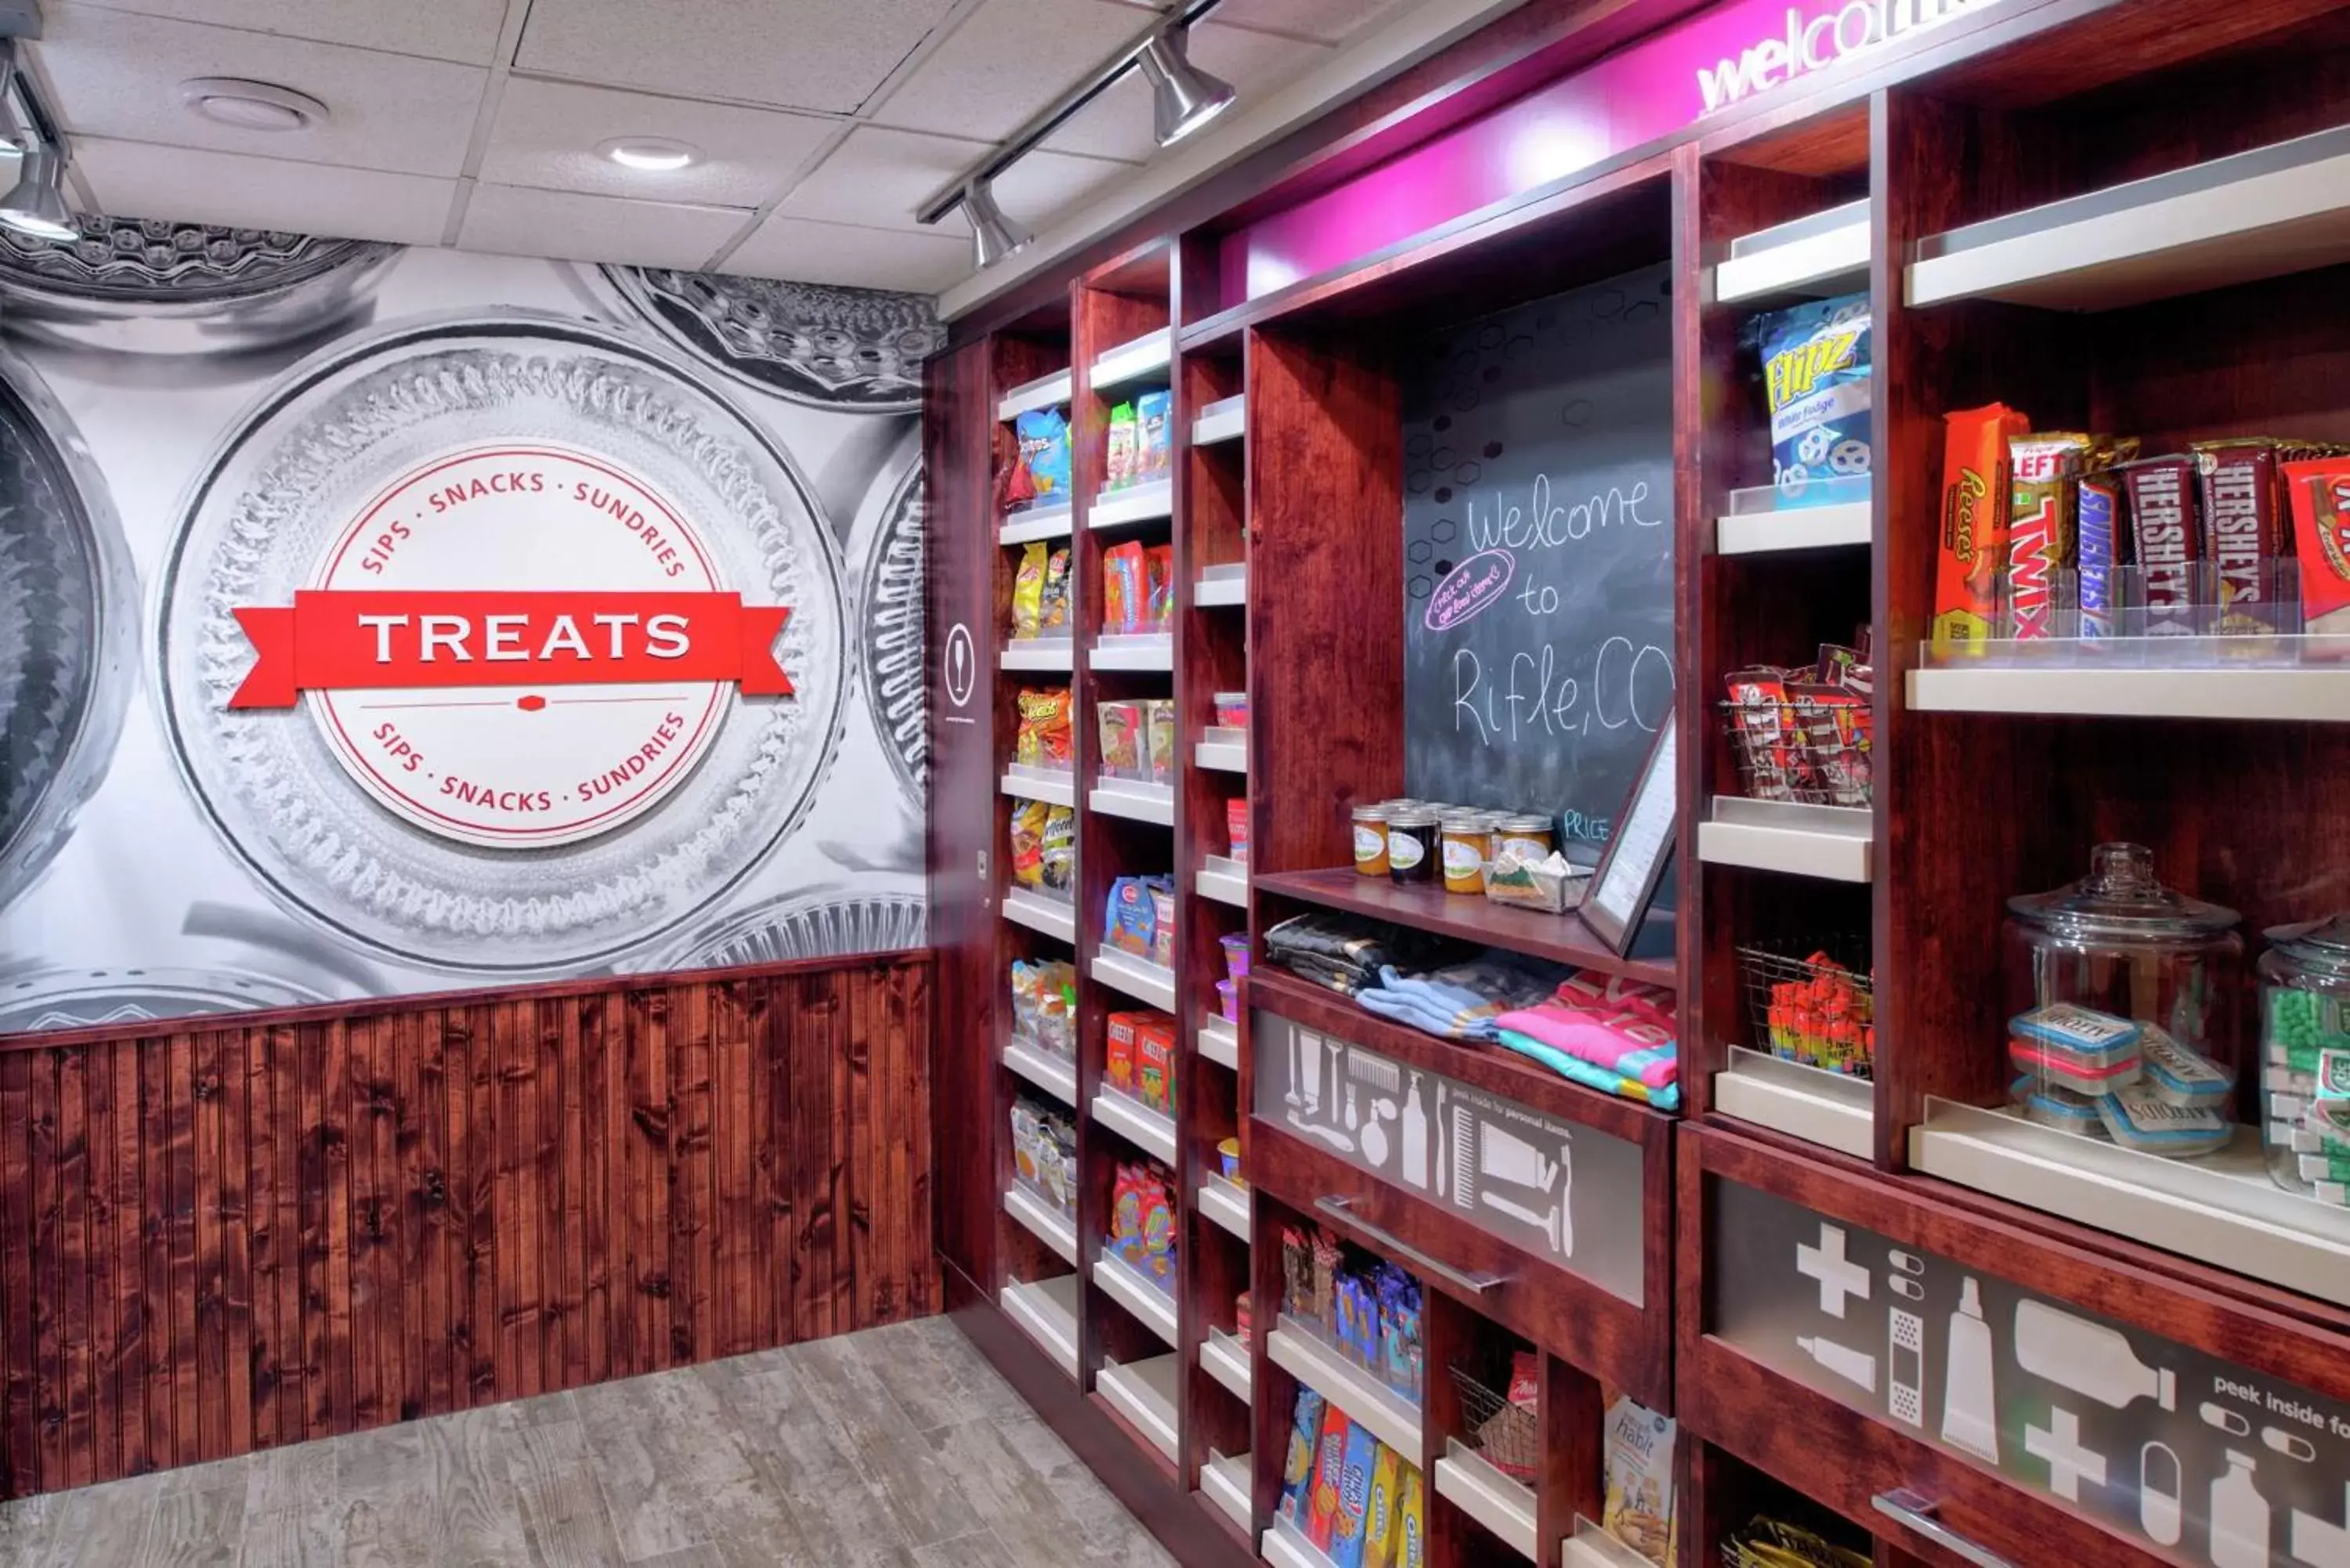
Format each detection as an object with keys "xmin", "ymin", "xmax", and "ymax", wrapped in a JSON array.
[{"xmin": 1401, "ymin": 262, "xmax": 1676, "ymax": 862}]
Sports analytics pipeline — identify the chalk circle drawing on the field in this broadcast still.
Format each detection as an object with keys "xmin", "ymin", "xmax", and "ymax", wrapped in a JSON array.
[{"xmin": 1423, "ymin": 547, "xmax": 1517, "ymax": 631}]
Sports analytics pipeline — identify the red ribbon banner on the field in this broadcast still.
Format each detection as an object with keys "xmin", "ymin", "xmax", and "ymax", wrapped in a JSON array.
[{"xmin": 230, "ymin": 591, "xmax": 794, "ymax": 710}]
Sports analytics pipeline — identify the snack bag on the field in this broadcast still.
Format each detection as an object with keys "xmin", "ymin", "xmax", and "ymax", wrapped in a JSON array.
[
  {"xmin": 1103, "ymin": 541, "xmax": 1147, "ymax": 634},
  {"xmin": 1097, "ymin": 701, "xmax": 1144, "ymax": 777},
  {"xmin": 1012, "ymin": 542, "xmax": 1047, "ymax": 639},
  {"xmin": 1106, "ymin": 402, "xmax": 1137, "ymax": 490},
  {"xmin": 1228, "ymin": 798, "xmax": 1250, "ymax": 861},
  {"xmin": 1111, "ymin": 1164, "xmax": 1143, "ymax": 1260},
  {"xmin": 1039, "ymin": 805, "xmax": 1076, "ymax": 894},
  {"xmin": 1014, "ymin": 407, "xmax": 1070, "ymax": 501},
  {"xmin": 1139, "ymin": 1168, "xmax": 1175, "ymax": 1284},
  {"xmin": 1144, "ymin": 699, "xmax": 1176, "ymax": 784},
  {"xmin": 1009, "ymin": 800, "xmax": 1049, "ymax": 890},
  {"xmin": 1137, "ymin": 389, "xmax": 1173, "ymax": 479},
  {"xmin": 1751, "ymin": 294, "xmax": 1871, "ymax": 506},
  {"xmin": 1149, "ymin": 883, "xmax": 1177, "ymax": 969},
  {"xmin": 1600, "ymin": 1393, "xmax": 1679, "ymax": 1566},
  {"xmin": 1039, "ymin": 547, "xmax": 1072, "ymax": 632},
  {"xmin": 994, "ymin": 420, "xmax": 1034, "ymax": 515},
  {"xmin": 1278, "ymin": 1390, "xmax": 1327, "ymax": 1525},
  {"xmin": 1107, "ymin": 876, "xmax": 1156, "ymax": 956},
  {"xmin": 1014, "ymin": 687, "xmax": 1072, "ymax": 768},
  {"xmin": 1145, "ymin": 544, "xmax": 1175, "ymax": 630}
]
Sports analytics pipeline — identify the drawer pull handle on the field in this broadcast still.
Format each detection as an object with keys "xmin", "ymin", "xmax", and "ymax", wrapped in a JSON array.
[
  {"xmin": 1313, "ymin": 1196, "xmax": 1504, "ymax": 1295},
  {"xmin": 1871, "ymin": 1489, "xmax": 2013, "ymax": 1568}
]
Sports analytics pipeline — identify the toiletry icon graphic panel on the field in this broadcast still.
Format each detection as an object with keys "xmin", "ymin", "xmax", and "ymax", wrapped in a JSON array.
[
  {"xmin": 1249, "ymin": 1010, "xmax": 1647, "ymax": 1306},
  {"xmin": 1712, "ymin": 1180, "xmax": 2350, "ymax": 1567}
]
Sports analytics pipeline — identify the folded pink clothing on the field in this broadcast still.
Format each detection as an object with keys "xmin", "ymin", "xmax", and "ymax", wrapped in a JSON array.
[
  {"xmin": 1492, "ymin": 999, "xmax": 1679, "ymax": 1089},
  {"xmin": 1551, "ymin": 972, "xmax": 1676, "ymax": 1032}
]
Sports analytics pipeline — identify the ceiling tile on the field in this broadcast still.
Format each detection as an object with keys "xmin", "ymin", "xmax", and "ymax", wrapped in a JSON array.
[
  {"xmin": 721, "ymin": 214, "xmax": 971, "ymax": 294},
  {"xmin": 778, "ymin": 125, "xmax": 1126, "ymax": 235},
  {"xmin": 479, "ymin": 79, "xmax": 839, "ymax": 207},
  {"xmin": 1042, "ymin": 19, "xmax": 1329, "ymax": 164},
  {"xmin": 515, "ymin": 0, "xmax": 964, "ymax": 115},
  {"xmin": 34, "ymin": 3, "xmax": 488, "ymax": 177},
  {"xmin": 866, "ymin": 0, "xmax": 1151, "ymax": 143},
  {"xmin": 71, "ymin": 138, "xmax": 457, "ymax": 244},
  {"xmin": 458, "ymin": 184, "xmax": 753, "ymax": 270},
  {"xmin": 56, "ymin": 0, "xmax": 511, "ymax": 64},
  {"xmin": 1191, "ymin": 0, "xmax": 1412, "ymax": 44}
]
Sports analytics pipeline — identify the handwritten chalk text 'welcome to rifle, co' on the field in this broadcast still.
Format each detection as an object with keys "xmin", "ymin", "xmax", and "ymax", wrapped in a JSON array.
[{"xmin": 1443, "ymin": 471, "xmax": 1672, "ymax": 746}]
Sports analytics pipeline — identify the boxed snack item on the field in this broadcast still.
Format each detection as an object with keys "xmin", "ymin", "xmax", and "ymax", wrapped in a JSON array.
[
  {"xmin": 1752, "ymin": 293, "xmax": 1871, "ymax": 505},
  {"xmin": 1931, "ymin": 403, "xmax": 2030, "ymax": 649},
  {"xmin": 1144, "ymin": 699, "xmax": 1176, "ymax": 783},
  {"xmin": 1149, "ymin": 883, "xmax": 1177, "ymax": 968},
  {"xmin": 1137, "ymin": 390, "xmax": 1173, "ymax": 479},
  {"xmin": 1010, "ymin": 1100, "xmax": 1040, "ymax": 1185},
  {"xmin": 1220, "ymin": 931, "xmax": 1250, "ymax": 985},
  {"xmin": 2007, "ymin": 433, "xmax": 2093, "ymax": 641},
  {"xmin": 1105, "ymin": 875, "xmax": 1170, "ymax": 958},
  {"xmin": 1214, "ymin": 691, "xmax": 1249, "ymax": 727},
  {"xmin": 1106, "ymin": 402, "xmax": 1137, "ymax": 490},
  {"xmin": 1108, "ymin": 1011, "xmax": 1141, "ymax": 1097},
  {"xmin": 1227, "ymin": 798, "xmax": 1249, "ymax": 862},
  {"xmin": 1014, "ymin": 687, "xmax": 1072, "ymax": 769},
  {"xmin": 1330, "ymin": 1417, "xmax": 1376, "ymax": 1568},
  {"xmin": 1139, "ymin": 1166, "xmax": 1175, "ymax": 1284},
  {"xmin": 1308, "ymin": 1410, "xmax": 1350, "ymax": 1549},
  {"xmin": 1278, "ymin": 1389, "xmax": 1326, "ymax": 1526},
  {"xmin": 1600, "ymin": 1393, "xmax": 1678, "ymax": 1566},
  {"xmin": 1014, "ymin": 407, "xmax": 1071, "ymax": 503},
  {"xmin": 2286, "ymin": 456, "xmax": 2350, "ymax": 634},
  {"xmin": 1217, "ymin": 979, "xmax": 1237, "ymax": 1022},
  {"xmin": 1097, "ymin": 700, "xmax": 1144, "ymax": 778},
  {"xmin": 1137, "ymin": 1014, "xmax": 1177, "ymax": 1115},
  {"xmin": 1012, "ymin": 542, "xmax": 1047, "ymax": 638},
  {"xmin": 2121, "ymin": 453, "xmax": 2202, "ymax": 638}
]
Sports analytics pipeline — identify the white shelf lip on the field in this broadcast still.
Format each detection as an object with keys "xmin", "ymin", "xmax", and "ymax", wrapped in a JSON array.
[
  {"xmin": 1091, "ymin": 1087, "xmax": 1180, "ymax": 1164},
  {"xmin": 1201, "ymin": 1450, "xmax": 1251, "ymax": 1532},
  {"xmin": 1195, "ymin": 729, "xmax": 1246, "ymax": 772},
  {"xmin": 1000, "ymin": 638, "xmax": 1074, "ymax": 671},
  {"xmin": 1265, "ymin": 1318, "xmax": 1423, "ymax": 1460},
  {"xmin": 1088, "ymin": 632, "xmax": 1173, "ymax": 671},
  {"xmin": 998, "ymin": 503, "xmax": 1074, "ymax": 545},
  {"xmin": 1263, "ymin": 1519, "xmax": 1343, "ymax": 1568},
  {"xmin": 1911, "ymin": 1098, "xmax": 2350, "ymax": 1310},
  {"xmin": 1435, "ymin": 1443, "xmax": 1538, "ymax": 1562},
  {"xmin": 1907, "ymin": 663, "xmax": 2350, "ymax": 721},
  {"xmin": 1198, "ymin": 1174, "xmax": 1251, "ymax": 1244},
  {"xmin": 1908, "ymin": 124, "xmax": 2350, "ymax": 311},
  {"xmin": 1003, "ymin": 1035, "xmax": 1077, "ymax": 1106},
  {"xmin": 1194, "ymin": 564, "xmax": 1246, "ymax": 607},
  {"xmin": 1093, "ymin": 1250, "xmax": 1180, "ymax": 1346},
  {"xmin": 1200, "ymin": 1326, "xmax": 1253, "ymax": 1405},
  {"xmin": 1715, "ymin": 204, "xmax": 1871, "ymax": 303},
  {"xmin": 997, "ymin": 368, "xmax": 1073, "ymax": 421},
  {"xmin": 1715, "ymin": 500, "xmax": 1871, "ymax": 555},
  {"xmin": 1697, "ymin": 798, "xmax": 1872, "ymax": 883},
  {"xmin": 1715, "ymin": 1047, "xmax": 1875, "ymax": 1161},
  {"xmin": 1003, "ymin": 1183, "xmax": 1078, "ymax": 1264},
  {"xmin": 1001, "ymin": 888, "xmax": 1076, "ymax": 944},
  {"xmin": 1563, "ymin": 1516, "xmax": 1659, "ymax": 1568},
  {"xmin": 1197, "ymin": 1016, "xmax": 1240, "ymax": 1069},
  {"xmin": 1088, "ymin": 778, "xmax": 1176, "ymax": 825},
  {"xmin": 1000, "ymin": 765, "xmax": 1076, "ymax": 807},
  {"xmin": 1192, "ymin": 395, "xmax": 1246, "ymax": 446},
  {"xmin": 1088, "ymin": 479, "xmax": 1174, "ymax": 530},
  {"xmin": 1000, "ymin": 1274, "xmax": 1079, "ymax": 1379},
  {"xmin": 1097, "ymin": 1353, "xmax": 1181, "ymax": 1463},
  {"xmin": 1196, "ymin": 862, "xmax": 1248, "ymax": 908},
  {"xmin": 1090, "ymin": 327, "xmax": 1173, "ymax": 391},
  {"xmin": 1091, "ymin": 946, "xmax": 1178, "ymax": 1011}
]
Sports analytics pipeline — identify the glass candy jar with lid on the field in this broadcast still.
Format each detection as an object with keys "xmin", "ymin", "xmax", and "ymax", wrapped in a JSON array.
[
  {"xmin": 2258, "ymin": 915, "xmax": 2350, "ymax": 1195},
  {"xmin": 2003, "ymin": 843, "xmax": 2241, "ymax": 1157}
]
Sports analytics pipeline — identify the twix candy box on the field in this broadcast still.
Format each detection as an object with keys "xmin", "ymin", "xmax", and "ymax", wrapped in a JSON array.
[
  {"xmin": 2007, "ymin": 433, "xmax": 2094, "ymax": 640},
  {"xmin": 1932, "ymin": 403, "xmax": 2030, "ymax": 650},
  {"xmin": 2284, "ymin": 457, "xmax": 2350, "ymax": 637}
]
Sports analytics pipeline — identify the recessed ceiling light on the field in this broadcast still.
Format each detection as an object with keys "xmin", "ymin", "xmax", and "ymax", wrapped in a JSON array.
[
  {"xmin": 598, "ymin": 137, "xmax": 697, "ymax": 172},
  {"xmin": 179, "ymin": 78, "xmax": 328, "ymax": 132}
]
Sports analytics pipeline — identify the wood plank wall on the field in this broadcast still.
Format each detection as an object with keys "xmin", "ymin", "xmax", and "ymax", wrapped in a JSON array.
[{"xmin": 0, "ymin": 951, "xmax": 935, "ymax": 1501}]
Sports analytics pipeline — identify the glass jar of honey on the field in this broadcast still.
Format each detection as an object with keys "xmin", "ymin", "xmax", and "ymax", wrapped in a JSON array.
[
  {"xmin": 1495, "ymin": 813, "xmax": 1556, "ymax": 864},
  {"xmin": 1440, "ymin": 813, "xmax": 1490, "ymax": 894},
  {"xmin": 1351, "ymin": 805, "xmax": 1389, "ymax": 876}
]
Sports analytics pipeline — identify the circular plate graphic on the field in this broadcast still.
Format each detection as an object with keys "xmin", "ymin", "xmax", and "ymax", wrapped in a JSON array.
[
  {"xmin": 856, "ymin": 455, "xmax": 926, "ymax": 800},
  {"xmin": 0, "ymin": 215, "xmax": 397, "ymax": 356},
  {"xmin": 0, "ymin": 347, "xmax": 132, "ymax": 911},
  {"xmin": 157, "ymin": 313, "xmax": 848, "ymax": 974},
  {"xmin": 602, "ymin": 267, "xmax": 942, "ymax": 412},
  {"xmin": 656, "ymin": 887, "xmax": 927, "ymax": 970}
]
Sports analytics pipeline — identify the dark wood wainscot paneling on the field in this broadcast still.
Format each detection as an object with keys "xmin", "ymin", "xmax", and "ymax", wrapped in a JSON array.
[{"xmin": 0, "ymin": 952, "xmax": 935, "ymax": 1500}]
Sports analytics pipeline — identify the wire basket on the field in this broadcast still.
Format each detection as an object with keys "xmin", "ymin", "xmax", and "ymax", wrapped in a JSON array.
[
  {"xmin": 1737, "ymin": 944, "xmax": 1875, "ymax": 1079},
  {"xmin": 1448, "ymin": 1366, "xmax": 1538, "ymax": 1481},
  {"xmin": 1721, "ymin": 1519, "xmax": 1871, "ymax": 1568},
  {"xmin": 1719, "ymin": 693, "xmax": 1871, "ymax": 807}
]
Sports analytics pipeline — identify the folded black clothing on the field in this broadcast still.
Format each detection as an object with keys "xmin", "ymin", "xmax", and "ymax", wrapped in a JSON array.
[
  {"xmin": 1264, "ymin": 912, "xmax": 1459, "ymax": 988},
  {"xmin": 1279, "ymin": 952, "xmax": 1367, "ymax": 995}
]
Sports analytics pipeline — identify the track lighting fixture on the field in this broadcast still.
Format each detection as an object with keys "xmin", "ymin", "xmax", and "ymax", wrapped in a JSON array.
[
  {"xmin": 0, "ymin": 42, "xmax": 74, "ymax": 241},
  {"xmin": 1135, "ymin": 23, "xmax": 1235, "ymax": 148},
  {"xmin": 964, "ymin": 179, "xmax": 1032, "ymax": 269}
]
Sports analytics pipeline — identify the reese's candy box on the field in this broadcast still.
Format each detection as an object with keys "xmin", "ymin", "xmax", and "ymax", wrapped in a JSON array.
[
  {"xmin": 2284, "ymin": 457, "xmax": 2350, "ymax": 637},
  {"xmin": 1932, "ymin": 403, "xmax": 2030, "ymax": 650}
]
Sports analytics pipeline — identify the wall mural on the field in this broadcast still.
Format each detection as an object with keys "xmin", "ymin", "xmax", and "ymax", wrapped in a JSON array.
[{"xmin": 0, "ymin": 217, "xmax": 938, "ymax": 1033}]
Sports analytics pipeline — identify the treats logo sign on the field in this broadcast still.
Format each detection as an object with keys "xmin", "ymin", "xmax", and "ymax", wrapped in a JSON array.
[
  {"xmin": 230, "ymin": 443, "xmax": 794, "ymax": 850},
  {"xmin": 1696, "ymin": 0, "xmax": 1999, "ymax": 113}
]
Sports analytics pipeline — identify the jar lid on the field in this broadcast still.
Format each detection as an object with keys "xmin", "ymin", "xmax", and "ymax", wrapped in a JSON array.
[
  {"xmin": 2006, "ymin": 842, "xmax": 2240, "ymax": 941},
  {"xmin": 1350, "ymin": 804, "xmax": 1386, "ymax": 821},
  {"xmin": 1499, "ymin": 813, "xmax": 1554, "ymax": 832},
  {"xmin": 1387, "ymin": 809, "xmax": 1438, "ymax": 828},
  {"xmin": 2265, "ymin": 913, "xmax": 2350, "ymax": 978},
  {"xmin": 1439, "ymin": 812, "xmax": 1486, "ymax": 831}
]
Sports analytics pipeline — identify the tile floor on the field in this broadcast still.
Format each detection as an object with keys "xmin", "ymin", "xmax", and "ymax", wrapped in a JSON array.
[{"xmin": 0, "ymin": 1316, "xmax": 1180, "ymax": 1568}]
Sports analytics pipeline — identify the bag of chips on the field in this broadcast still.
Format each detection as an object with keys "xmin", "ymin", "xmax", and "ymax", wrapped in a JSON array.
[{"xmin": 1749, "ymin": 293, "xmax": 1871, "ymax": 508}]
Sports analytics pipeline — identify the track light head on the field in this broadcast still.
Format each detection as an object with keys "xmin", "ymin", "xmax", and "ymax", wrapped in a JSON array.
[
  {"xmin": 0, "ymin": 143, "xmax": 74, "ymax": 240},
  {"xmin": 964, "ymin": 179, "xmax": 1032, "ymax": 269},
  {"xmin": 1135, "ymin": 24, "xmax": 1235, "ymax": 147}
]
